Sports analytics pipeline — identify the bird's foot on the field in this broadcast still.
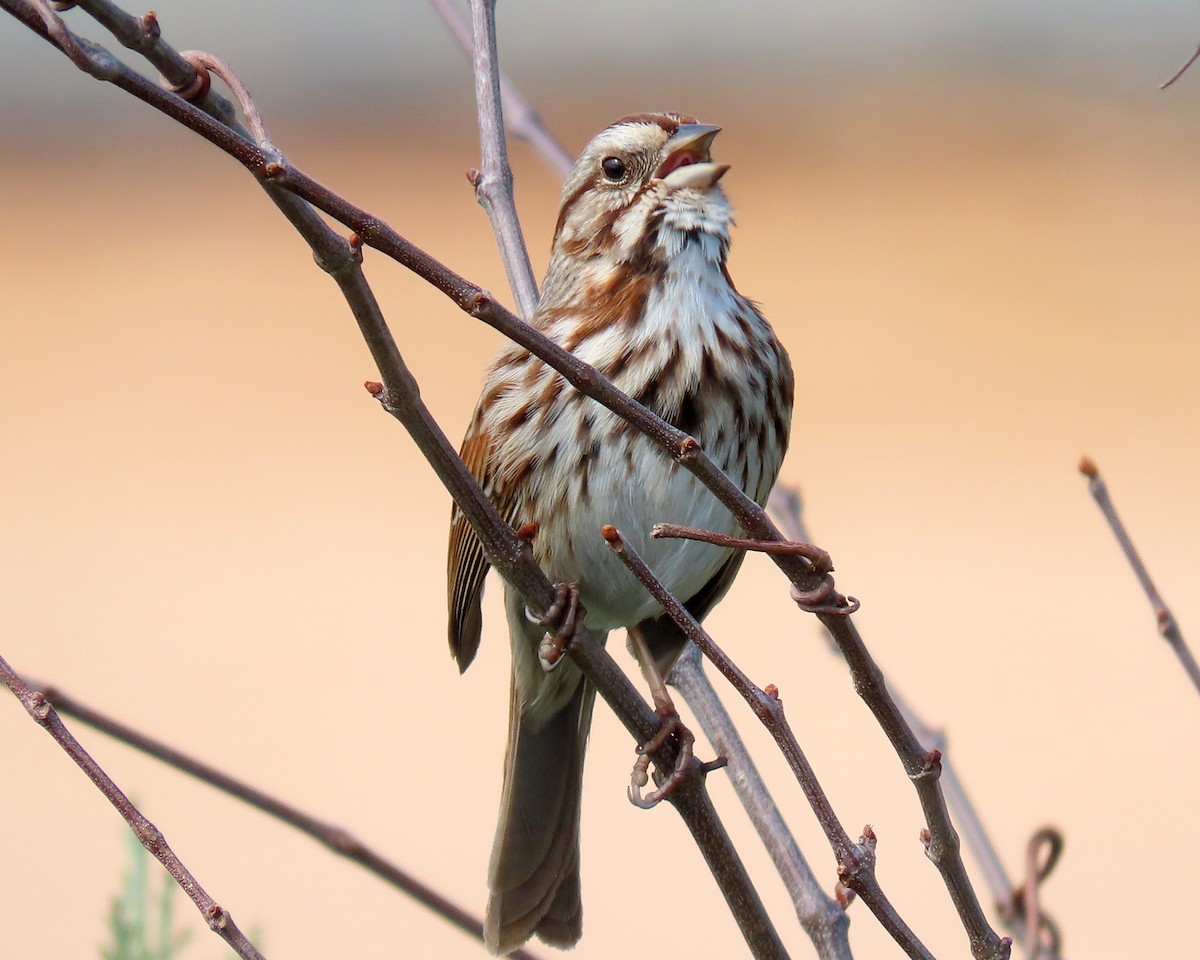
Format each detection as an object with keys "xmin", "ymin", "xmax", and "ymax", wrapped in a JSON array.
[
  {"xmin": 529, "ymin": 582, "xmax": 584, "ymax": 672},
  {"xmin": 628, "ymin": 707, "xmax": 694, "ymax": 809}
]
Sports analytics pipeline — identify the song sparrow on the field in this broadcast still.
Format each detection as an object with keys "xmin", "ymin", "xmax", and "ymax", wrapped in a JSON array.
[{"xmin": 447, "ymin": 112, "xmax": 793, "ymax": 954}]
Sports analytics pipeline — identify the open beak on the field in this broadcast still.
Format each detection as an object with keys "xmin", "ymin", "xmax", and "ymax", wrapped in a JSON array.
[{"xmin": 656, "ymin": 123, "xmax": 729, "ymax": 191}]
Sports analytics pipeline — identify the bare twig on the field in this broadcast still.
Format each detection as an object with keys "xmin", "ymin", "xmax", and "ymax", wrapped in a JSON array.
[
  {"xmin": 602, "ymin": 525, "xmax": 935, "ymax": 960},
  {"xmin": 33, "ymin": 682, "xmax": 544, "ymax": 960},
  {"xmin": 3, "ymin": 4, "xmax": 789, "ymax": 956},
  {"xmin": 1161, "ymin": 42, "xmax": 1200, "ymax": 89},
  {"xmin": 1079, "ymin": 456, "xmax": 1200, "ymax": 697},
  {"xmin": 653, "ymin": 521, "xmax": 832, "ymax": 565},
  {"xmin": 465, "ymin": 0, "xmax": 539, "ymax": 320},
  {"xmin": 0, "ymin": 655, "xmax": 266, "ymax": 960}
]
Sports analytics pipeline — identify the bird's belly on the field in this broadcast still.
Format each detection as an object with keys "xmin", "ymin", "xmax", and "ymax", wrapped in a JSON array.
[{"xmin": 529, "ymin": 436, "xmax": 738, "ymax": 631}]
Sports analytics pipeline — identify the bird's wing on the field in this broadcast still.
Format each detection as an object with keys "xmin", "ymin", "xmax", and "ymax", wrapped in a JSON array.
[{"xmin": 447, "ymin": 425, "xmax": 496, "ymax": 672}]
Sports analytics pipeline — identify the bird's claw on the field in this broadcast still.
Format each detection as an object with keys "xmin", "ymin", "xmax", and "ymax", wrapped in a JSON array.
[
  {"xmin": 530, "ymin": 583, "xmax": 584, "ymax": 672},
  {"xmin": 627, "ymin": 713, "xmax": 694, "ymax": 809}
]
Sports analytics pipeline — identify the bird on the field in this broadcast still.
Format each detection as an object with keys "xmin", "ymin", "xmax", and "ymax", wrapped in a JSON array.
[{"xmin": 447, "ymin": 112, "xmax": 794, "ymax": 954}]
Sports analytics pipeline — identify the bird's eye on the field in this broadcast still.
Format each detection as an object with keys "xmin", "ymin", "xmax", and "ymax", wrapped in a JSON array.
[{"xmin": 601, "ymin": 156, "xmax": 627, "ymax": 182}]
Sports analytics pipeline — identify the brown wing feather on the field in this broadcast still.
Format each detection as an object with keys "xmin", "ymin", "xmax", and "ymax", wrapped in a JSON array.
[{"xmin": 448, "ymin": 425, "xmax": 495, "ymax": 672}]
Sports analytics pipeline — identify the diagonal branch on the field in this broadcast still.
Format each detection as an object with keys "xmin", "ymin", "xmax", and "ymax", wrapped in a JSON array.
[
  {"xmin": 33, "ymin": 681, "xmax": 545, "ymax": 960},
  {"xmin": 602, "ymin": 526, "xmax": 935, "ymax": 960},
  {"xmin": 0, "ymin": 655, "xmax": 266, "ymax": 960},
  {"xmin": 1078, "ymin": 456, "xmax": 1200, "ymax": 697}
]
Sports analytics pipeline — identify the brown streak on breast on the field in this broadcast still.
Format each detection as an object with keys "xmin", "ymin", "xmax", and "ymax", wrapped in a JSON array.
[{"xmin": 563, "ymin": 264, "xmax": 659, "ymax": 350}]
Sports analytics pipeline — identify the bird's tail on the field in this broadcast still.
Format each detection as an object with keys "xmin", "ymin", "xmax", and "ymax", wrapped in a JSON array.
[{"xmin": 486, "ymin": 671, "xmax": 595, "ymax": 954}]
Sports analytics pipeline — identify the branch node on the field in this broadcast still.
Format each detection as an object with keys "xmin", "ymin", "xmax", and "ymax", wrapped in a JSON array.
[
  {"xmin": 675, "ymin": 435, "xmax": 700, "ymax": 459},
  {"xmin": 134, "ymin": 817, "xmax": 165, "ymax": 848},
  {"xmin": 363, "ymin": 380, "xmax": 384, "ymax": 398},
  {"xmin": 1156, "ymin": 605, "xmax": 1174, "ymax": 635},
  {"xmin": 763, "ymin": 683, "xmax": 780, "ymax": 701},
  {"xmin": 205, "ymin": 904, "xmax": 229, "ymax": 931},
  {"xmin": 348, "ymin": 232, "xmax": 364, "ymax": 262},
  {"xmin": 515, "ymin": 522, "xmax": 539, "ymax": 542},
  {"xmin": 263, "ymin": 159, "xmax": 285, "ymax": 179},
  {"xmin": 30, "ymin": 691, "xmax": 51, "ymax": 721},
  {"xmin": 915, "ymin": 748, "xmax": 943, "ymax": 782},
  {"xmin": 834, "ymin": 881, "xmax": 856, "ymax": 909},
  {"xmin": 465, "ymin": 167, "xmax": 481, "ymax": 186},
  {"xmin": 141, "ymin": 10, "xmax": 161, "ymax": 40},
  {"xmin": 468, "ymin": 291, "xmax": 492, "ymax": 317},
  {"xmin": 1077, "ymin": 454, "xmax": 1097, "ymax": 479}
]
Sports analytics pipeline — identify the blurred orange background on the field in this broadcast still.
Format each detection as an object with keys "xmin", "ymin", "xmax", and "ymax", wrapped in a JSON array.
[{"xmin": 2, "ymin": 2, "xmax": 1199, "ymax": 958}]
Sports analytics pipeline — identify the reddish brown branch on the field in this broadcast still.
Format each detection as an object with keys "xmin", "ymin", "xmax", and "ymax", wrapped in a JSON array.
[
  {"xmin": 652, "ymin": 521, "xmax": 832, "ymax": 566},
  {"xmin": 0, "ymin": 656, "xmax": 266, "ymax": 960},
  {"xmin": 1079, "ymin": 457, "xmax": 1200, "ymax": 697}
]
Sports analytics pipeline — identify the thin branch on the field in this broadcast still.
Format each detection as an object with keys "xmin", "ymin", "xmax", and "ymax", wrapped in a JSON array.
[
  {"xmin": 653, "ymin": 521, "xmax": 831, "ymax": 565},
  {"xmin": 0, "ymin": 655, "xmax": 266, "ymax": 960},
  {"xmin": 602, "ymin": 526, "xmax": 935, "ymax": 960},
  {"xmin": 1078, "ymin": 456, "xmax": 1200, "ymax": 697},
  {"xmin": 1161, "ymin": 42, "xmax": 1200, "ymax": 90},
  {"xmin": 32, "ymin": 682, "xmax": 544, "ymax": 960},
  {"xmin": 669, "ymin": 646, "xmax": 854, "ymax": 960},
  {"xmin": 428, "ymin": 0, "xmax": 574, "ymax": 178},
  {"xmin": 3, "ymin": 4, "xmax": 789, "ymax": 956},
  {"xmin": 465, "ymin": 0, "xmax": 539, "ymax": 320}
]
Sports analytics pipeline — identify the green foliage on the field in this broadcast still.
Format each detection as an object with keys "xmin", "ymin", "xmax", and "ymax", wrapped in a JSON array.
[{"xmin": 100, "ymin": 831, "xmax": 193, "ymax": 960}]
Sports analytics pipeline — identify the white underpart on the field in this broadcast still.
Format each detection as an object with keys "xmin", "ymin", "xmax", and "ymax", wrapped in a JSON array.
[{"xmin": 558, "ymin": 189, "xmax": 764, "ymax": 628}]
